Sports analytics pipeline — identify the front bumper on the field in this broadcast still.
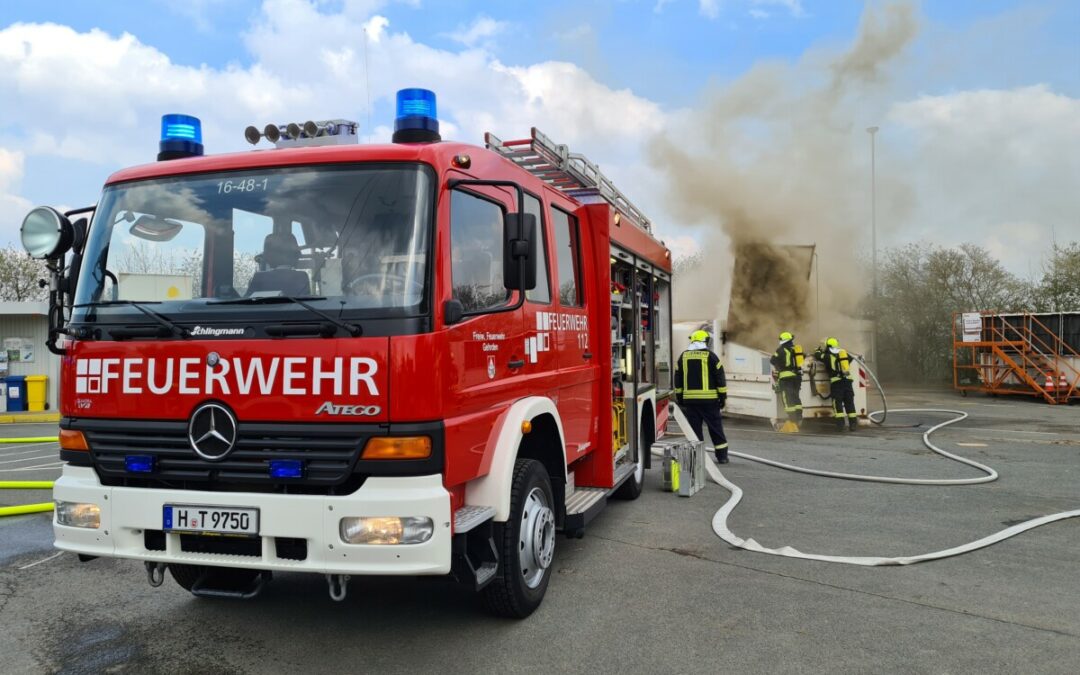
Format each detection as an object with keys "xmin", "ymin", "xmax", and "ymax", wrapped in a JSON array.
[{"xmin": 53, "ymin": 466, "xmax": 452, "ymax": 575}]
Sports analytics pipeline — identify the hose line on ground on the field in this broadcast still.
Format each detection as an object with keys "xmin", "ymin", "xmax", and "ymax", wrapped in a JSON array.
[{"xmin": 663, "ymin": 401, "xmax": 1080, "ymax": 566}]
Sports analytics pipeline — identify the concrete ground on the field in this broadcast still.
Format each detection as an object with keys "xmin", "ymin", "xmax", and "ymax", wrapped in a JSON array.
[{"xmin": 1, "ymin": 388, "xmax": 1078, "ymax": 674}]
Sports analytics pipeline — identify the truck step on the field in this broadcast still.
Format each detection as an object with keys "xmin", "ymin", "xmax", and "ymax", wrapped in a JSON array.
[
  {"xmin": 563, "ymin": 487, "xmax": 606, "ymax": 536},
  {"xmin": 612, "ymin": 460, "xmax": 636, "ymax": 488},
  {"xmin": 565, "ymin": 487, "xmax": 606, "ymax": 516},
  {"xmin": 475, "ymin": 562, "xmax": 497, "ymax": 586},
  {"xmin": 454, "ymin": 505, "xmax": 495, "ymax": 533}
]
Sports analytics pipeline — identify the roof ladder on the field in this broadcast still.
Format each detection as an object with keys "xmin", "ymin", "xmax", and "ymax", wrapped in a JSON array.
[{"xmin": 484, "ymin": 127, "xmax": 653, "ymax": 232}]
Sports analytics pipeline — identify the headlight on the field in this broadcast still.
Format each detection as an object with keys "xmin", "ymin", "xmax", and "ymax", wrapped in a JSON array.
[
  {"xmin": 339, "ymin": 516, "xmax": 433, "ymax": 545},
  {"xmin": 55, "ymin": 501, "xmax": 101, "ymax": 529}
]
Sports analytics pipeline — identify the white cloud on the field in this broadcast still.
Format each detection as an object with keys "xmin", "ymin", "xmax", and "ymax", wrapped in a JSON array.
[
  {"xmin": 751, "ymin": 0, "xmax": 806, "ymax": 18},
  {"xmin": 444, "ymin": 15, "xmax": 508, "ymax": 49},
  {"xmin": 0, "ymin": 1, "xmax": 670, "ymax": 247},
  {"xmin": 699, "ymin": 1, "xmax": 720, "ymax": 20},
  {"xmin": 886, "ymin": 85, "xmax": 1080, "ymax": 275},
  {"xmin": 0, "ymin": 148, "xmax": 32, "ymax": 242}
]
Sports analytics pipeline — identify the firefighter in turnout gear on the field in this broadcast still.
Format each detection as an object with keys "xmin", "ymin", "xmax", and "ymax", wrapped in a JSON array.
[
  {"xmin": 819, "ymin": 337, "xmax": 858, "ymax": 430},
  {"xmin": 675, "ymin": 330, "xmax": 729, "ymax": 463},
  {"xmin": 770, "ymin": 331, "xmax": 803, "ymax": 433}
]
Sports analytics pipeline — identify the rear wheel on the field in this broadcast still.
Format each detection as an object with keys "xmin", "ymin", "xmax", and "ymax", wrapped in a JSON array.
[
  {"xmin": 613, "ymin": 425, "xmax": 649, "ymax": 500},
  {"xmin": 482, "ymin": 459, "xmax": 555, "ymax": 618}
]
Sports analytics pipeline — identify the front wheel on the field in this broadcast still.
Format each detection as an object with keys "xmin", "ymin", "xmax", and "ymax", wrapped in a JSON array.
[{"xmin": 481, "ymin": 459, "xmax": 556, "ymax": 618}]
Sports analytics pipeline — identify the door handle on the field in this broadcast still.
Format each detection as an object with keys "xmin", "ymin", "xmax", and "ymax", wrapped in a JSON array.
[
  {"xmin": 582, "ymin": 352, "xmax": 593, "ymax": 360},
  {"xmin": 508, "ymin": 359, "xmax": 525, "ymax": 369}
]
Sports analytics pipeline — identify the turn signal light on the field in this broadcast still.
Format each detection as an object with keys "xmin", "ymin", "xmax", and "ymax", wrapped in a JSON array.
[
  {"xmin": 59, "ymin": 429, "xmax": 89, "ymax": 451},
  {"xmin": 362, "ymin": 436, "xmax": 431, "ymax": 460}
]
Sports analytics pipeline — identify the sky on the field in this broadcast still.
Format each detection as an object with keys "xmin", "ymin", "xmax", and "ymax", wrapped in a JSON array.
[{"xmin": 0, "ymin": 0, "xmax": 1077, "ymax": 281}]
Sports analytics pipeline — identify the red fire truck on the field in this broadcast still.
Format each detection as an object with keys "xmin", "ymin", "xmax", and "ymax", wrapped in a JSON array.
[{"xmin": 21, "ymin": 89, "xmax": 674, "ymax": 617}]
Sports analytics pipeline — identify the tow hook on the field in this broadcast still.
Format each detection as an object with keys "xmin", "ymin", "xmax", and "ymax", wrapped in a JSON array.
[
  {"xmin": 326, "ymin": 574, "xmax": 350, "ymax": 602},
  {"xmin": 145, "ymin": 561, "xmax": 167, "ymax": 588}
]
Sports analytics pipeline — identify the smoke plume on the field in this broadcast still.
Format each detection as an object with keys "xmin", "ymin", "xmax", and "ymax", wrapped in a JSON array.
[{"xmin": 653, "ymin": 2, "xmax": 918, "ymax": 353}]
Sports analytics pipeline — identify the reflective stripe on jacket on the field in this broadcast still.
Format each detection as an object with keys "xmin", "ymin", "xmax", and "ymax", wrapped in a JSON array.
[
  {"xmin": 771, "ymin": 343, "xmax": 798, "ymax": 379},
  {"xmin": 675, "ymin": 349, "xmax": 727, "ymax": 400}
]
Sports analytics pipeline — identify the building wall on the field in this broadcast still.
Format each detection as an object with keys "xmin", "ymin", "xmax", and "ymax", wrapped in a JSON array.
[{"xmin": 0, "ymin": 313, "xmax": 61, "ymax": 411}]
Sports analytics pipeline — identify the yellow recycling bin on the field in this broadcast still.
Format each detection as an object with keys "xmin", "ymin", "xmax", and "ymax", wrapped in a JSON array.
[{"xmin": 25, "ymin": 375, "xmax": 48, "ymax": 412}]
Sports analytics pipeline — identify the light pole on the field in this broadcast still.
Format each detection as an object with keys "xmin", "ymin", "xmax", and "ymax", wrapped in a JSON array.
[
  {"xmin": 866, "ymin": 125, "xmax": 879, "ymax": 370},
  {"xmin": 866, "ymin": 126, "xmax": 879, "ymax": 302}
]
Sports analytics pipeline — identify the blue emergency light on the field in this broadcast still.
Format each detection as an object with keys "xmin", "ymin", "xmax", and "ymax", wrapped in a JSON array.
[
  {"xmin": 392, "ymin": 88, "xmax": 441, "ymax": 144},
  {"xmin": 269, "ymin": 459, "xmax": 304, "ymax": 479},
  {"xmin": 158, "ymin": 113, "xmax": 204, "ymax": 161},
  {"xmin": 125, "ymin": 455, "xmax": 156, "ymax": 473}
]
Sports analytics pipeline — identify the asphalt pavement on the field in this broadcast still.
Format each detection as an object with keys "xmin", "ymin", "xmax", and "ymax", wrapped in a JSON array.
[{"xmin": 1, "ymin": 389, "xmax": 1078, "ymax": 673}]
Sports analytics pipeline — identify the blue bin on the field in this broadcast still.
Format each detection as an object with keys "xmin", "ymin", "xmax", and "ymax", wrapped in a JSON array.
[{"xmin": 5, "ymin": 375, "xmax": 27, "ymax": 412}]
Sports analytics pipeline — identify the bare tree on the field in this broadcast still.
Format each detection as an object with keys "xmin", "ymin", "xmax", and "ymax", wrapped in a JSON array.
[{"xmin": 0, "ymin": 246, "xmax": 49, "ymax": 302}]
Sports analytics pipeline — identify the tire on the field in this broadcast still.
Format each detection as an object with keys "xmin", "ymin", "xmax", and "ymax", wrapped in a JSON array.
[
  {"xmin": 612, "ymin": 425, "xmax": 649, "ymax": 500},
  {"xmin": 481, "ymin": 459, "xmax": 556, "ymax": 618},
  {"xmin": 168, "ymin": 563, "xmax": 263, "ymax": 597}
]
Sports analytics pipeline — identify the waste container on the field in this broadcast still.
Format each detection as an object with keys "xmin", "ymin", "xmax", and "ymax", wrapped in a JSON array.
[
  {"xmin": 5, "ymin": 375, "xmax": 26, "ymax": 412},
  {"xmin": 0, "ymin": 382, "xmax": 6, "ymax": 413},
  {"xmin": 26, "ymin": 375, "xmax": 48, "ymax": 412}
]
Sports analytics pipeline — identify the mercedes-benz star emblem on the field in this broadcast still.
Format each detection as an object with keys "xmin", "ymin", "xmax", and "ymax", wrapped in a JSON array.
[{"xmin": 188, "ymin": 403, "xmax": 238, "ymax": 461}]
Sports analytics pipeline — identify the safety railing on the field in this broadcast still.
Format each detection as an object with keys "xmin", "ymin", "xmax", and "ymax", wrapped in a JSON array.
[{"xmin": 952, "ymin": 311, "xmax": 1080, "ymax": 404}]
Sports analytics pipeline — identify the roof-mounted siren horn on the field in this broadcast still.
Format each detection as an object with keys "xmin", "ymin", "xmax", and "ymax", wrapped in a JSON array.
[
  {"xmin": 392, "ymin": 88, "xmax": 441, "ymax": 144},
  {"xmin": 285, "ymin": 122, "xmax": 303, "ymax": 140},
  {"xmin": 304, "ymin": 120, "xmax": 334, "ymax": 137},
  {"xmin": 243, "ymin": 125, "xmax": 262, "ymax": 145},
  {"xmin": 263, "ymin": 124, "xmax": 282, "ymax": 143},
  {"xmin": 157, "ymin": 114, "xmax": 204, "ymax": 161}
]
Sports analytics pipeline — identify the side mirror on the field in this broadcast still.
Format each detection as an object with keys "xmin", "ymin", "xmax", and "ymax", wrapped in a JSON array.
[
  {"xmin": 503, "ymin": 212, "xmax": 537, "ymax": 292},
  {"xmin": 444, "ymin": 298, "xmax": 464, "ymax": 326},
  {"xmin": 21, "ymin": 206, "xmax": 74, "ymax": 260}
]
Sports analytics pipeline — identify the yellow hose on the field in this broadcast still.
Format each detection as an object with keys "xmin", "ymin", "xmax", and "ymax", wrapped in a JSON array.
[
  {"xmin": 0, "ymin": 502, "xmax": 54, "ymax": 517},
  {"xmin": 0, "ymin": 481, "xmax": 55, "ymax": 489},
  {"xmin": 0, "ymin": 479, "xmax": 55, "ymax": 517},
  {"xmin": 0, "ymin": 437, "xmax": 58, "ymax": 443}
]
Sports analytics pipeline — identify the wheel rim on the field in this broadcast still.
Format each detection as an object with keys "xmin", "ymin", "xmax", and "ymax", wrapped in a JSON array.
[{"xmin": 518, "ymin": 486, "xmax": 555, "ymax": 589}]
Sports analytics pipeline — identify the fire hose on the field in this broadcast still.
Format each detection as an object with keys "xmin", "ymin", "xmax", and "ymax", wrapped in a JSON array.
[
  {"xmin": 665, "ymin": 361, "xmax": 1080, "ymax": 566},
  {"xmin": 0, "ymin": 437, "xmax": 58, "ymax": 518}
]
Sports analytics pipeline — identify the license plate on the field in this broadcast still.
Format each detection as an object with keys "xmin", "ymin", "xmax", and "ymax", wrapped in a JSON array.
[{"xmin": 163, "ymin": 505, "xmax": 259, "ymax": 536}]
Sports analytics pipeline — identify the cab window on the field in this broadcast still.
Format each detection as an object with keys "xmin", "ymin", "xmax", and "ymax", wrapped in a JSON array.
[
  {"xmin": 550, "ymin": 206, "xmax": 583, "ymax": 307},
  {"xmin": 450, "ymin": 189, "xmax": 509, "ymax": 312},
  {"xmin": 524, "ymin": 193, "xmax": 551, "ymax": 304}
]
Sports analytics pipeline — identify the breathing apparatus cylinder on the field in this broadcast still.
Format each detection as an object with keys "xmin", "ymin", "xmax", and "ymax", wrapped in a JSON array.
[
  {"xmin": 794, "ymin": 344, "xmax": 805, "ymax": 369},
  {"xmin": 839, "ymin": 349, "xmax": 851, "ymax": 375}
]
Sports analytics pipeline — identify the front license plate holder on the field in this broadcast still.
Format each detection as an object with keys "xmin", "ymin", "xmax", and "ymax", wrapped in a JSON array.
[{"xmin": 163, "ymin": 504, "xmax": 260, "ymax": 537}]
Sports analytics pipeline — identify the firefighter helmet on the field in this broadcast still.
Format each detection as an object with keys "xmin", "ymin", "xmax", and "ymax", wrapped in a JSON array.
[
  {"xmin": 826, "ymin": 337, "xmax": 839, "ymax": 348},
  {"xmin": 779, "ymin": 331, "xmax": 793, "ymax": 343},
  {"xmin": 689, "ymin": 330, "xmax": 710, "ymax": 343}
]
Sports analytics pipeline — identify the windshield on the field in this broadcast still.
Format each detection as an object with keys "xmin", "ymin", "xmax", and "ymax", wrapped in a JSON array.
[{"xmin": 73, "ymin": 163, "xmax": 434, "ymax": 324}]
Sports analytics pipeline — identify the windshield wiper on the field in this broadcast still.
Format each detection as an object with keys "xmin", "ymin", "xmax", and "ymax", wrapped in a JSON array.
[
  {"xmin": 209, "ymin": 296, "xmax": 362, "ymax": 337},
  {"xmin": 76, "ymin": 301, "xmax": 189, "ymax": 339}
]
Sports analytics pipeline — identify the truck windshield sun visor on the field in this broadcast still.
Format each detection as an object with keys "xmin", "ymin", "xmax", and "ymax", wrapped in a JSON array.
[{"xmin": 70, "ymin": 163, "xmax": 435, "ymax": 331}]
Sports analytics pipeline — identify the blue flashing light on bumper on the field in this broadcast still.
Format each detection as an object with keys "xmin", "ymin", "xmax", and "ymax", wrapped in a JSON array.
[
  {"xmin": 124, "ymin": 455, "xmax": 156, "ymax": 473},
  {"xmin": 269, "ymin": 459, "xmax": 304, "ymax": 479}
]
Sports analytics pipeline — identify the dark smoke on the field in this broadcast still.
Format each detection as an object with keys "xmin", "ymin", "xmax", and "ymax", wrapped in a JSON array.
[{"xmin": 652, "ymin": 2, "xmax": 918, "ymax": 352}]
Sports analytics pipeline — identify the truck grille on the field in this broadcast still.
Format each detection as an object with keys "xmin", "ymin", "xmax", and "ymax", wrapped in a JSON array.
[{"xmin": 74, "ymin": 418, "xmax": 372, "ymax": 494}]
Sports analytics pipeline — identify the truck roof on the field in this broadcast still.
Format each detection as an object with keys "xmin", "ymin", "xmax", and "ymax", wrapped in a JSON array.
[{"xmin": 106, "ymin": 139, "xmax": 672, "ymax": 272}]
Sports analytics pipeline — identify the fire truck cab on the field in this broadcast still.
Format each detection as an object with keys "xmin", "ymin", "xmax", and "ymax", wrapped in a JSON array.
[{"xmin": 21, "ymin": 89, "xmax": 674, "ymax": 617}]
